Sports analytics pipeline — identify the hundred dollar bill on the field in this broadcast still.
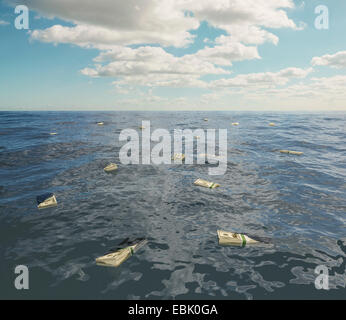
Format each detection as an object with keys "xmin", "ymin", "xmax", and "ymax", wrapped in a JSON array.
[
  {"xmin": 217, "ymin": 230, "xmax": 259, "ymax": 246},
  {"xmin": 279, "ymin": 150, "xmax": 303, "ymax": 155},
  {"xmin": 96, "ymin": 240, "xmax": 148, "ymax": 268},
  {"xmin": 37, "ymin": 193, "xmax": 57, "ymax": 210},
  {"xmin": 172, "ymin": 153, "xmax": 185, "ymax": 161},
  {"xmin": 194, "ymin": 178, "xmax": 220, "ymax": 189},
  {"xmin": 104, "ymin": 163, "xmax": 118, "ymax": 173}
]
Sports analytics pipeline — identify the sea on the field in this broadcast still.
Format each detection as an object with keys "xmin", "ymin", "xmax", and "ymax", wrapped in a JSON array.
[{"xmin": 0, "ymin": 111, "xmax": 345, "ymax": 299}]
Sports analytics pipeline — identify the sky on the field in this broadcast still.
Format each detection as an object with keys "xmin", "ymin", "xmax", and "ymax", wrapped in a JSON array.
[{"xmin": 0, "ymin": 0, "xmax": 346, "ymax": 111}]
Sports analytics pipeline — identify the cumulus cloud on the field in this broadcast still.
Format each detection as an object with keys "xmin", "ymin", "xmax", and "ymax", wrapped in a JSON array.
[
  {"xmin": 181, "ymin": 0, "xmax": 297, "ymax": 35},
  {"xmin": 7, "ymin": 0, "xmax": 313, "ymax": 102},
  {"xmin": 210, "ymin": 67, "xmax": 313, "ymax": 88},
  {"xmin": 311, "ymin": 51, "xmax": 346, "ymax": 69},
  {"xmin": 216, "ymin": 26, "xmax": 279, "ymax": 46},
  {"xmin": 24, "ymin": 0, "xmax": 298, "ymax": 48},
  {"xmin": 118, "ymin": 73, "xmax": 346, "ymax": 110},
  {"xmin": 13, "ymin": 0, "xmax": 199, "ymax": 47},
  {"xmin": 80, "ymin": 45, "xmax": 231, "ymax": 88},
  {"xmin": 25, "ymin": 0, "xmax": 293, "ymax": 91},
  {"xmin": 0, "ymin": 20, "xmax": 10, "ymax": 26},
  {"xmin": 90, "ymin": 46, "xmax": 229, "ymax": 75},
  {"xmin": 237, "ymin": 75, "xmax": 346, "ymax": 103},
  {"xmin": 29, "ymin": 22, "xmax": 197, "ymax": 49},
  {"xmin": 195, "ymin": 37, "xmax": 260, "ymax": 66}
]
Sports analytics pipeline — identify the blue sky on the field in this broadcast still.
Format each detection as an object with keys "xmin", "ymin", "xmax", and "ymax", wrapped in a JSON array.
[{"xmin": 1, "ymin": 0, "xmax": 346, "ymax": 111}]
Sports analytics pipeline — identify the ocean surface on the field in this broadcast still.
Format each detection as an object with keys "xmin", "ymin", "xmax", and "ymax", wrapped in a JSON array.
[{"xmin": 0, "ymin": 111, "xmax": 345, "ymax": 300}]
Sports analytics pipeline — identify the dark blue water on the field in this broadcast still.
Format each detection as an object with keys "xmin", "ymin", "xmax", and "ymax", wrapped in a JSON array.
[{"xmin": 0, "ymin": 111, "xmax": 345, "ymax": 299}]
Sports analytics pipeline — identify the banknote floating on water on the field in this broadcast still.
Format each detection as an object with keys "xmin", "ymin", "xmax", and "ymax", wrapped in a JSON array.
[
  {"xmin": 194, "ymin": 178, "xmax": 220, "ymax": 189},
  {"xmin": 96, "ymin": 240, "xmax": 148, "ymax": 268},
  {"xmin": 104, "ymin": 163, "xmax": 118, "ymax": 173},
  {"xmin": 37, "ymin": 193, "xmax": 57, "ymax": 209},
  {"xmin": 279, "ymin": 150, "xmax": 303, "ymax": 155},
  {"xmin": 217, "ymin": 230, "xmax": 259, "ymax": 246},
  {"xmin": 172, "ymin": 153, "xmax": 185, "ymax": 161}
]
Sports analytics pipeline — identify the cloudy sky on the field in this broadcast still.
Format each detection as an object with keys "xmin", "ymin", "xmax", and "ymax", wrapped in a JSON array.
[{"xmin": 1, "ymin": 0, "xmax": 346, "ymax": 111}]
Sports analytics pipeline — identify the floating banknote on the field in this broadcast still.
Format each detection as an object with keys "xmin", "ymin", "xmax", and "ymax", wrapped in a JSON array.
[
  {"xmin": 96, "ymin": 240, "xmax": 148, "ymax": 268},
  {"xmin": 279, "ymin": 150, "xmax": 303, "ymax": 155},
  {"xmin": 37, "ymin": 193, "xmax": 57, "ymax": 209},
  {"xmin": 172, "ymin": 153, "xmax": 185, "ymax": 161},
  {"xmin": 194, "ymin": 178, "xmax": 220, "ymax": 189},
  {"xmin": 217, "ymin": 230, "xmax": 259, "ymax": 246},
  {"xmin": 104, "ymin": 163, "xmax": 118, "ymax": 173}
]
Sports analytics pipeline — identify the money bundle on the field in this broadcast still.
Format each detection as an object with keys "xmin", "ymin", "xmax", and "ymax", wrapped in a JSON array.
[
  {"xmin": 172, "ymin": 153, "xmax": 185, "ymax": 161},
  {"xmin": 37, "ymin": 193, "xmax": 57, "ymax": 209},
  {"xmin": 194, "ymin": 178, "xmax": 220, "ymax": 189},
  {"xmin": 217, "ymin": 230, "xmax": 259, "ymax": 246},
  {"xmin": 96, "ymin": 240, "xmax": 148, "ymax": 267},
  {"xmin": 104, "ymin": 163, "xmax": 118, "ymax": 173},
  {"xmin": 279, "ymin": 150, "xmax": 303, "ymax": 155}
]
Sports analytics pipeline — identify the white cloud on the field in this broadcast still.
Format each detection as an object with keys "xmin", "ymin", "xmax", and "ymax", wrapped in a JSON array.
[
  {"xmin": 181, "ymin": 0, "xmax": 297, "ymax": 30},
  {"xmin": 216, "ymin": 26, "xmax": 279, "ymax": 46},
  {"xmin": 0, "ymin": 20, "xmax": 10, "ymax": 26},
  {"xmin": 16, "ymin": 0, "xmax": 199, "ymax": 47},
  {"xmin": 9, "ymin": 0, "xmax": 327, "ymax": 110},
  {"xmin": 113, "ymin": 74, "xmax": 210, "ymax": 88},
  {"xmin": 311, "ymin": 51, "xmax": 346, "ymax": 69},
  {"xmin": 25, "ymin": 0, "xmax": 298, "ymax": 49},
  {"xmin": 195, "ymin": 37, "xmax": 260, "ymax": 66},
  {"xmin": 80, "ymin": 45, "xmax": 230, "ymax": 88},
  {"xmin": 21, "ymin": 0, "xmax": 302, "ymax": 90},
  {"xmin": 227, "ymin": 75, "xmax": 346, "ymax": 108},
  {"xmin": 210, "ymin": 67, "xmax": 313, "ymax": 88},
  {"xmin": 29, "ymin": 22, "xmax": 196, "ymax": 49}
]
